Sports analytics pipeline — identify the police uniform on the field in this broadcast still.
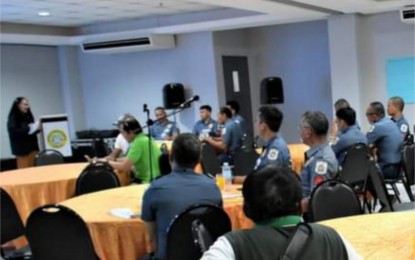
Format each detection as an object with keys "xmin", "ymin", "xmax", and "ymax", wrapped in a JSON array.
[
  {"xmin": 367, "ymin": 117, "xmax": 402, "ymax": 178},
  {"xmin": 301, "ymin": 144, "xmax": 338, "ymax": 197},
  {"xmin": 391, "ymin": 116, "xmax": 410, "ymax": 141},
  {"xmin": 254, "ymin": 135, "xmax": 291, "ymax": 171},
  {"xmin": 150, "ymin": 120, "xmax": 179, "ymax": 140},
  {"xmin": 193, "ymin": 118, "xmax": 218, "ymax": 137},
  {"xmin": 331, "ymin": 125, "xmax": 367, "ymax": 165},
  {"xmin": 217, "ymin": 120, "xmax": 243, "ymax": 164},
  {"xmin": 233, "ymin": 114, "xmax": 247, "ymax": 134}
]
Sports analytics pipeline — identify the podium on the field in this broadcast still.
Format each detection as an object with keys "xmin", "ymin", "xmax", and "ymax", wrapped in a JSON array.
[{"xmin": 40, "ymin": 114, "xmax": 72, "ymax": 157}]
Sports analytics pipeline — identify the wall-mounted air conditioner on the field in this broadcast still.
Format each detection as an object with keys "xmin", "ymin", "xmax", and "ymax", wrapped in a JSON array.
[
  {"xmin": 81, "ymin": 34, "xmax": 175, "ymax": 54},
  {"xmin": 400, "ymin": 6, "xmax": 415, "ymax": 24}
]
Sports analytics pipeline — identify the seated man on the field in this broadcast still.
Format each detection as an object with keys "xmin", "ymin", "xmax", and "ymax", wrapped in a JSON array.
[
  {"xmin": 329, "ymin": 98, "xmax": 360, "ymax": 141},
  {"xmin": 201, "ymin": 165, "xmax": 361, "ymax": 260},
  {"xmin": 141, "ymin": 133, "xmax": 222, "ymax": 260},
  {"xmin": 150, "ymin": 107, "xmax": 179, "ymax": 141},
  {"xmin": 91, "ymin": 114, "xmax": 161, "ymax": 183},
  {"xmin": 387, "ymin": 96, "xmax": 410, "ymax": 141},
  {"xmin": 254, "ymin": 106, "xmax": 291, "ymax": 170},
  {"xmin": 193, "ymin": 105, "xmax": 218, "ymax": 138},
  {"xmin": 331, "ymin": 107, "xmax": 367, "ymax": 164},
  {"xmin": 227, "ymin": 100, "xmax": 247, "ymax": 135},
  {"xmin": 366, "ymin": 102, "xmax": 403, "ymax": 179},
  {"xmin": 203, "ymin": 107, "xmax": 243, "ymax": 164},
  {"xmin": 299, "ymin": 111, "xmax": 338, "ymax": 210}
]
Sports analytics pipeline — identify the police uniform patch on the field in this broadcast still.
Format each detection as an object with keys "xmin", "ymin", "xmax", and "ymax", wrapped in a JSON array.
[
  {"xmin": 401, "ymin": 124, "xmax": 408, "ymax": 133},
  {"xmin": 208, "ymin": 124, "xmax": 213, "ymax": 129},
  {"xmin": 222, "ymin": 128, "xmax": 227, "ymax": 135},
  {"xmin": 368, "ymin": 125, "xmax": 375, "ymax": 133},
  {"xmin": 267, "ymin": 149, "xmax": 279, "ymax": 161},
  {"xmin": 315, "ymin": 161, "xmax": 328, "ymax": 175},
  {"xmin": 167, "ymin": 124, "xmax": 172, "ymax": 129}
]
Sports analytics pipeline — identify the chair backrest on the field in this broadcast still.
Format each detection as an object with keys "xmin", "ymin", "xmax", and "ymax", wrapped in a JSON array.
[
  {"xmin": 368, "ymin": 160, "xmax": 393, "ymax": 212},
  {"xmin": 201, "ymin": 144, "xmax": 221, "ymax": 176},
  {"xmin": 35, "ymin": 149, "xmax": 64, "ymax": 166},
  {"xmin": 338, "ymin": 143, "xmax": 371, "ymax": 186},
  {"xmin": 241, "ymin": 134, "xmax": 255, "ymax": 150},
  {"xmin": 233, "ymin": 148, "xmax": 259, "ymax": 176},
  {"xmin": 166, "ymin": 204, "xmax": 231, "ymax": 260},
  {"xmin": 309, "ymin": 180, "xmax": 362, "ymax": 222},
  {"xmin": 403, "ymin": 144, "xmax": 414, "ymax": 186},
  {"xmin": 0, "ymin": 188, "xmax": 26, "ymax": 244},
  {"xmin": 159, "ymin": 143, "xmax": 172, "ymax": 176},
  {"xmin": 26, "ymin": 204, "xmax": 99, "ymax": 260},
  {"xmin": 75, "ymin": 162, "xmax": 121, "ymax": 196}
]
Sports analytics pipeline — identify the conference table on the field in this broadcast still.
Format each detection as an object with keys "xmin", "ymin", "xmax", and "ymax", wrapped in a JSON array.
[
  {"xmin": 60, "ymin": 185, "xmax": 415, "ymax": 260},
  {"xmin": 60, "ymin": 184, "xmax": 249, "ymax": 260}
]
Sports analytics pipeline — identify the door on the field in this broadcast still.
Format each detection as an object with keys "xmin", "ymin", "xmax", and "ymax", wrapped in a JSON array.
[{"xmin": 222, "ymin": 56, "xmax": 254, "ymax": 138}]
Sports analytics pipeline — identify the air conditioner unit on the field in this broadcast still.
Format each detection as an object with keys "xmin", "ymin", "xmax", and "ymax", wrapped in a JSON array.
[
  {"xmin": 81, "ymin": 34, "xmax": 175, "ymax": 54},
  {"xmin": 400, "ymin": 6, "xmax": 415, "ymax": 24}
]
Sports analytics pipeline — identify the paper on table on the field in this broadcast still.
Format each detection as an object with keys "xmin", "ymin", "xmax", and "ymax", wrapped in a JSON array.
[
  {"xmin": 109, "ymin": 208, "xmax": 138, "ymax": 219},
  {"xmin": 222, "ymin": 193, "xmax": 242, "ymax": 199}
]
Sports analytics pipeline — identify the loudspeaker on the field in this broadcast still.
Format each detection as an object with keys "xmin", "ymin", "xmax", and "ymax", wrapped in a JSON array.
[
  {"xmin": 163, "ymin": 83, "xmax": 185, "ymax": 109},
  {"xmin": 261, "ymin": 77, "xmax": 284, "ymax": 104}
]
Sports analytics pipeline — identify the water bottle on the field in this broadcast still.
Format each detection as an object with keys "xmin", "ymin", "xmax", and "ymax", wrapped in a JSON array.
[{"xmin": 222, "ymin": 162, "xmax": 233, "ymax": 191}]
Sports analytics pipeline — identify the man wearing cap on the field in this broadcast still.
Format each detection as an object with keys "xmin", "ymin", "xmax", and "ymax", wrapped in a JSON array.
[
  {"xmin": 98, "ymin": 114, "xmax": 161, "ymax": 183},
  {"xmin": 299, "ymin": 111, "xmax": 338, "ymax": 213},
  {"xmin": 150, "ymin": 107, "xmax": 179, "ymax": 141}
]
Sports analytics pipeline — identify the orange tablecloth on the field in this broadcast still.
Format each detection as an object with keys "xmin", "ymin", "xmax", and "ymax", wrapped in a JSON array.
[
  {"xmin": 256, "ymin": 143, "xmax": 308, "ymax": 174},
  {"xmin": 319, "ymin": 212, "xmax": 415, "ymax": 259},
  {"xmin": 0, "ymin": 163, "xmax": 131, "ymax": 224},
  {"xmin": 61, "ymin": 184, "xmax": 252, "ymax": 260}
]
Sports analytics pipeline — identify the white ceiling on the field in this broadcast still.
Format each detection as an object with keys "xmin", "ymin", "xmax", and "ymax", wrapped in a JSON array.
[
  {"xmin": 0, "ymin": 0, "xmax": 412, "ymax": 46},
  {"xmin": 0, "ymin": 0, "xmax": 220, "ymax": 27}
]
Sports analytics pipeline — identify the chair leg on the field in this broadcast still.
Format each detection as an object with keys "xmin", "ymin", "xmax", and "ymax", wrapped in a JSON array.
[
  {"xmin": 390, "ymin": 184, "xmax": 401, "ymax": 203},
  {"xmin": 402, "ymin": 179, "xmax": 415, "ymax": 202}
]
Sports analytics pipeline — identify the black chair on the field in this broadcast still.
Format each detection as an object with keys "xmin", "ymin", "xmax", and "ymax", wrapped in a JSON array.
[
  {"xmin": 201, "ymin": 144, "xmax": 221, "ymax": 176},
  {"xmin": 241, "ymin": 134, "xmax": 255, "ymax": 150},
  {"xmin": 367, "ymin": 160, "xmax": 414, "ymax": 212},
  {"xmin": 35, "ymin": 149, "xmax": 64, "ymax": 166},
  {"xmin": 309, "ymin": 180, "xmax": 362, "ymax": 222},
  {"xmin": 75, "ymin": 162, "xmax": 121, "ymax": 196},
  {"xmin": 402, "ymin": 144, "xmax": 414, "ymax": 201},
  {"xmin": 338, "ymin": 143, "xmax": 371, "ymax": 187},
  {"xmin": 233, "ymin": 148, "xmax": 259, "ymax": 176},
  {"xmin": 1, "ymin": 189, "xmax": 32, "ymax": 259},
  {"xmin": 26, "ymin": 204, "xmax": 99, "ymax": 260},
  {"xmin": 165, "ymin": 204, "xmax": 231, "ymax": 260}
]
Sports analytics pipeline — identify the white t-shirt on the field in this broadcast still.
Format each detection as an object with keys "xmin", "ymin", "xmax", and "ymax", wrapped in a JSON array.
[
  {"xmin": 114, "ymin": 134, "xmax": 129, "ymax": 156},
  {"xmin": 201, "ymin": 233, "xmax": 362, "ymax": 260}
]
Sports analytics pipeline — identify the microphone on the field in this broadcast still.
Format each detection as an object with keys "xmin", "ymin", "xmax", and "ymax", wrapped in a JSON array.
[
  {"xmin": 180, "ymin": 95, "xmax": 200, "ymax": 108},
  {"xmin": 143, "ymin": 104, "xmax": 148, "ymax": 113}
]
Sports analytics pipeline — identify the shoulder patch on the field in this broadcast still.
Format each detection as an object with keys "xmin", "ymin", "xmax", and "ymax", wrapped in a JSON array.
[
  {"xmin": 208, "ymin": 124, "xmax": 213, "ymax": 129},
  {"xmin": 267, "ymin": 149, "xmax": 279, "ymax": 161},
  {"xmin": 167, "ymin": 124, "xmax": 172, "ymax": 129},
  {"xmin": 368, "ymin": 125, "xmax": 375, "ymax": 133},
  {"xmin": 222, "ymin": 128, "xmax": 227, "ymax": 135},
  {"xmin": 315, "ymin": 161, "xmax": 328, "ymax": 175},
  {"xmin": 401, "ymin": 124, "xmax": 408, "ymax": 133}
]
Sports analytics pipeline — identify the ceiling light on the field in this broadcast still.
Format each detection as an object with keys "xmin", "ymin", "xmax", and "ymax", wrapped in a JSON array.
[{"xmin": 38, "ymin": 11, "xmax": 50, "ymax": 17}]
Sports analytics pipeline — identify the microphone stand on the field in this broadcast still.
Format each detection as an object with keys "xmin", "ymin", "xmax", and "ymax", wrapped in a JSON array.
[{"xmin": 143, "ymin": 104, "xmax": 154, "ymax": 182}]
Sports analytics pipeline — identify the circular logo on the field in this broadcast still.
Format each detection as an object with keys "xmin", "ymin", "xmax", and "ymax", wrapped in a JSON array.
[{"xmin": 47, "ymin": 129, "xmax": 67, "ymax": 149}]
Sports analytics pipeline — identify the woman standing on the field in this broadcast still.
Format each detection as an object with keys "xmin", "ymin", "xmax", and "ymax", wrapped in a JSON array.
[{"xmin": 7, "ymin": 97, "xmax": 40, "ymax": 168}]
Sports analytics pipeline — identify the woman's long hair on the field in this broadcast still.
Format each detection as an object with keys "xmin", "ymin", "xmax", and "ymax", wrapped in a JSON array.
[{"xmin": 8, "ymin": 97, "xmax": 35, "ymax": 122}]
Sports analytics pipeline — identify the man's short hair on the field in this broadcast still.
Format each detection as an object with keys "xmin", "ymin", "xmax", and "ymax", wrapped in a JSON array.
[
  {"xmin": 200, "ymin": 105, "xmax": 212, "ymax": 112},
  {"xmin": 334, "ymin": 98, "xmax": 350, "ymax": 111},
  {"xmin": 301, "ymin": 111, "xmax": 329, "ymax": 136},
  {"xmin": 369, "ymin": 102, "xmax": 385, "ymax": 117},
  {"xmin": 336, "ymin": 107, "xmax": 356, "ymax": 126},
  {"xmin": 258, "ymin": 106, "xmax": 283, "ymax": 132},
  {"xmin": 219, "ymin": 107, "xmax": 232, "ymax": 119},
  {"xmin": 226, "ymin": 100, "xmax": 240, "ymax": 113},
  {"xmin": 155, "ymin": 106, "xmax": 165, "ymax": 112},
  {"xmin": 243, "ymin": 165, "xmax": 302, "ymax": 223},
  {"xmin": 171, "ymin": 133, "xmax": 201, "ymax": 168},
  {"xmin": 389, "ymin": 96, "xmax": 405, "ymax": 112},
  {"xmin": 117, "ymin": 114, "xmax": 142, "ymax": 134}
]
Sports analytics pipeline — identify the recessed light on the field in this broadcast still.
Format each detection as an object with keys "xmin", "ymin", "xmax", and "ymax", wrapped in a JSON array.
[{"xmin": 38, "ymin": 11, "xmax": 50, "ymax": 17}]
